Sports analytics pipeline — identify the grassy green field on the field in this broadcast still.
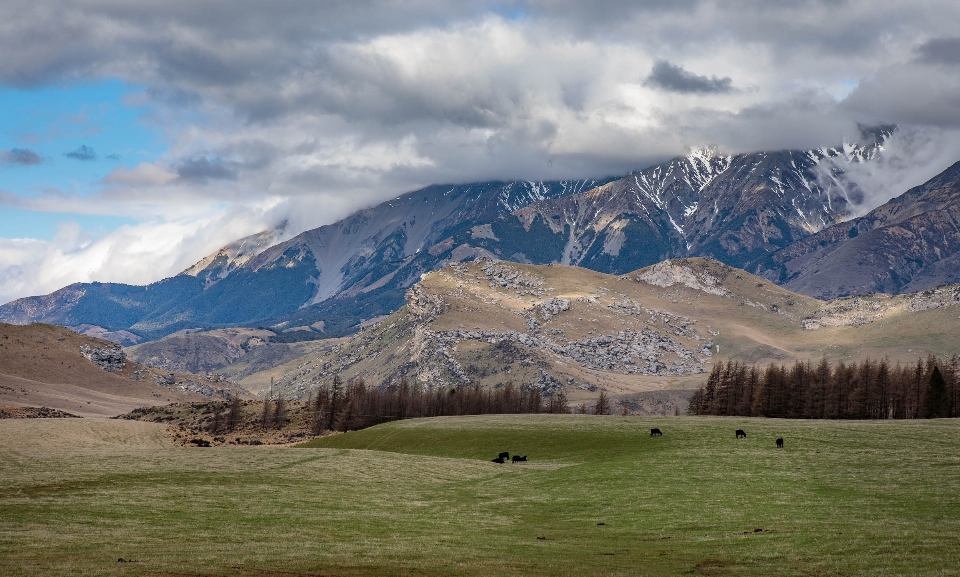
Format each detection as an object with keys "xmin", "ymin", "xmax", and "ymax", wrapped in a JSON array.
[{"xmin": 2, "ymin": 415, "xmax": 959, "ymax": 576}]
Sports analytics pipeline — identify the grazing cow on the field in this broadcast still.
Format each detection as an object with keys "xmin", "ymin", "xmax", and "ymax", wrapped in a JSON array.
[
  {"xmin": 491, "ymin": 456, "xmax": 505, "ymax": 464},
  {"xmin": 776, "ymin": 438, "xmax": 784, "ymax": 448},
  {"xmin": 736, "ymin": 429, "xmax": 747, "ymax": 439},
  {"xmin": 650, "ymin": 428, "xmax": 663, "ymax": 437},
  {"xmin": 512, "ymin": 455, "xmax": 527, "ymax": 463},
  {"xmin": 498, "ymin": 451, "xmax": 510, "ymax": 461}
]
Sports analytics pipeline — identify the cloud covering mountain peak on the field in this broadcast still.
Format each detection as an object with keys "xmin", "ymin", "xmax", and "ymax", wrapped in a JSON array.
[{"xmin": 2, "ymin": 1, "xmax": 960, "ymax": 304}]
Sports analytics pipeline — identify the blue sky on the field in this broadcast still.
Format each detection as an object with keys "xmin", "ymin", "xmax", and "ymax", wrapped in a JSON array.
[
  {"xmin": 0, "ymin": 80, "xmax": 161, "ymax": 238},
  {"xmin": 1, "ymin": 1, "xmax": 960, "ymax": 305}
]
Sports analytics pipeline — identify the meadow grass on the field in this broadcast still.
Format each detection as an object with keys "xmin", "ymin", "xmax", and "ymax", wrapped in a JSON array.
[{"xmin": 2, "ymin": 415, "xmax": 959, "ymax": 576}]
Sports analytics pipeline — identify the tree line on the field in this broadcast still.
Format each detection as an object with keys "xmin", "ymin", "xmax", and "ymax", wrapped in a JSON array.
[
  {"xmin": 208, "ymin": 376, "xmax": 597, "ymax": 435},
  {"xmin": 304, "ymin": 376, "xmax": 578, "ymax": 433},
  {"xmin": 689, "ymin": 355, "xmax": 959, "ymax": 419}
]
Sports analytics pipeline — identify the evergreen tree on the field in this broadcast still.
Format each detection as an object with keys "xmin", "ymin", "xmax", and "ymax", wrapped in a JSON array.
[
  {"xmin": 311, "ymin": 385, "xmax": 328, "ymax": 435},
  {"xmin": 925, "ymin": 366, "xmax": 948, "ymax": 418},
  {"xmin": 593, "ymin": 391, "xmax": 610, "ymax": 415},
  {"xmin": 689, "ymin": 355, "xmax": 959, "ymax": 421}
]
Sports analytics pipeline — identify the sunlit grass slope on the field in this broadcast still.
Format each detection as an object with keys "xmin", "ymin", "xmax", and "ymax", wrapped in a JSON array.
[{"xmin": 2, "ymin": 415, "xmax": 959, "ymax": 576}]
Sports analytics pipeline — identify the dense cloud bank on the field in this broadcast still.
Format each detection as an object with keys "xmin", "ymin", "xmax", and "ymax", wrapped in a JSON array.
[{"xmin": 2, "ymin": 1, "xmax": 960, "ymax": 302}]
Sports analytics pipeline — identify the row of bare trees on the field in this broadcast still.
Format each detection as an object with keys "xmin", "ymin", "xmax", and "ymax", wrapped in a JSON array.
[
  {"xmin": 204, "ymin": 377, "xmax": 622, "ymax": 435},
  {"xmin": 689, "ymin": 355, "xmax": 959, "ymax": 419},
  {"xmin": 207, "ymin": 396, "xmax": 248, "ymax": 433},
  {"xmin": 307, "ymin": 376, "xmax": 574, "ymax": 433}
]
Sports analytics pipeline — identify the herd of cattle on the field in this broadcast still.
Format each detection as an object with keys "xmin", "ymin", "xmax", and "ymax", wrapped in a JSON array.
[
  {"xmin": 491, "ymin": 451, "xmax": 526, "ymax": 464},
  {"xmin": 491, "ymin": 429, "xmax": 785, "ymax": 463}
]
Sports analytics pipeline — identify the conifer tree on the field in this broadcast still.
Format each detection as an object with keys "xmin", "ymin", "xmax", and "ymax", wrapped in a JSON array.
[
  {"xmin": 925, "ymin": 366, "xmax": 948, "ymax": 418},
  {"xmin": 594, "ymin": 391, "xmax": 610, "ymax": 415},
  {"xmin": 549, "ymin": 389, "xmax": 570, "ymax": 414},
  {"xmin": 311, "ymin": 385, "xmax": 328, "ymax": 435}
]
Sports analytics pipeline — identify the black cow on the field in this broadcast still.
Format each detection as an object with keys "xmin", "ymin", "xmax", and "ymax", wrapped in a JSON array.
[
  {"xmin": 491, "ymin": 456, "xmax": 505, "ymax": 464},
  {"xmin": 776, "ymin": 438, "xmax": 784, "ymax": 448},
  {"xmin": 736, "ymin": 429, "xmax": 747, "ymax": 439},
  {"xmin": 650, "ymin": 428, "xmax": 663, "ymax": 437},
  {"xmin": 512, "ymin": 455, "xmax": 527, "ymax": 463},
  {"xmin": 498, "ymin": 451, "xmax": 510, "ymax": 461}
]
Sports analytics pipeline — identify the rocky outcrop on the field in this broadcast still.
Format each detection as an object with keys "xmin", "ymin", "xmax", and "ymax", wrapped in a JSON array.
[
  {"xmin": 406, "ymin": 284, "xmax": 446, "ymax": 323},
  {"xmin": 80, "ymin": 344, "xmax": 126, "ymax": 372},
  {"xmin": 151, "ymin": 371, "xmax": 237, "ymax": 397},
  {"xmin": 801, "ymin": 285, "xmax": 960, "ymax": 330},
  {"xmin": 480, "ymin": 260, "xmax": 546, "ymax": 296},
  {"xmin": 537, "ymin": 297, "xmax": 571, "ymax": 320},
  {"xmin": 634, "ymin": 261, "xmax": 730, "ymax": 297},
  {"xmin": 440, "ymin": 327, "xmax": 711, "ymax": 376}
]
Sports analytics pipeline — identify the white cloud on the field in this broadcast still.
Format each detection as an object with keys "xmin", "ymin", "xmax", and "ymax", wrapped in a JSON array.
[
  {"xmin": 833, "ymin": 127, "xmax": 960, "ymax": 217},
  {"xmin": 0, "ymin": 204, "xmax": 287, "ymax": 305},
  {"xmin": 2, "ymin": 1, "xmax": 960, "ymax": 303},
  {"xmin": 102, "ymin": 162, "xmax": 177, "ymax": 186}
]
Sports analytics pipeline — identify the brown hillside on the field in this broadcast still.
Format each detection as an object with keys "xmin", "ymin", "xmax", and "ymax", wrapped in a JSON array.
[
  {"xmin": 252, "ymin": 258, "xmax": 960, "ymax": 413},
  {"xmin": 0, "ymin": 323, "xmax": 250, "ymax": 417}
]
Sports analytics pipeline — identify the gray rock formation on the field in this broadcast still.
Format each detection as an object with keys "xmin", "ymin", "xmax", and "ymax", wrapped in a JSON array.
[{"xmin": 80, "ymin": 344, "xmax": 126, "ymax": 372}]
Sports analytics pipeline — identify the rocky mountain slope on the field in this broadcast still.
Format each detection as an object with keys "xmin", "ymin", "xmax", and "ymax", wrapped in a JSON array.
[
  {"xmin": 254, "ymin": 258, "xmax": 960, "ymax": 407},
  {"xmin": 126, "ymin": 327, "xmax": 335, "ymax": 385},
  {"xmin": 181, "ymin": 227, "xmax": 289, "ymax": 289},
  {"xmin": 758, "ymin": 160, "xmax": 960, "ymax": 298},
  {"xmin": 0, "ymin": 323, "xmax": 251, "ymax": 417},
  {"xmin": 453, "ymin": 144, "xmax": 881, "ymax": 275}
]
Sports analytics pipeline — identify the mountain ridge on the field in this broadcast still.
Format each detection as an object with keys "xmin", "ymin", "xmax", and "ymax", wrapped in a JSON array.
[
  {"xmin": 0, "ymin": 179, "xmax": 613, "ymax": 341},
  {"xmin": 759, "ymin": 159, "xmax": 960, "ymax": 298},
  {"xmin": 0, "ymin": 322, "xmax": 250, "ymax": 417},
  {"xmin": 9, "ymin": 134, "xmax": 959, "ymax": 346},
  {"xmin": 446, "ymin": 143, "xmax": 882, "ymax": 277}
]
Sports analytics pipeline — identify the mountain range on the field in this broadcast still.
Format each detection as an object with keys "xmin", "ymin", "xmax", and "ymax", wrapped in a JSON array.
[
  {"xmin": 0, "ymin": 179, "xmax": 611, "ymax": 342},
  {"xmin": 5, "ymin": 131, "xmax": 960, "ymax": 346},
  {"xmin": 448, "ymin": 144, "xmax": 879, "ymax": 274}
]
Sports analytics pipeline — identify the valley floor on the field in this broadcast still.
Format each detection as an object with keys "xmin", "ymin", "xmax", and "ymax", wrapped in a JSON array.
[{"xmin": 1, "ymin": 415, "xmax": 959, "ymax": 576}]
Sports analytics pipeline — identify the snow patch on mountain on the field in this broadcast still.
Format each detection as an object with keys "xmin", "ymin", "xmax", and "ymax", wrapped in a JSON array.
[{"xmin": 181, "ymin": 224, "xmax": 288, "ymax": 287}]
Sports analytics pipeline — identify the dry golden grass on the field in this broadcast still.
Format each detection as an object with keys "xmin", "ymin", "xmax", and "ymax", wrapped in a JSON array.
[{"xmin": 0, "ymin": 323, "xmax": 250, "ymax": 417}]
